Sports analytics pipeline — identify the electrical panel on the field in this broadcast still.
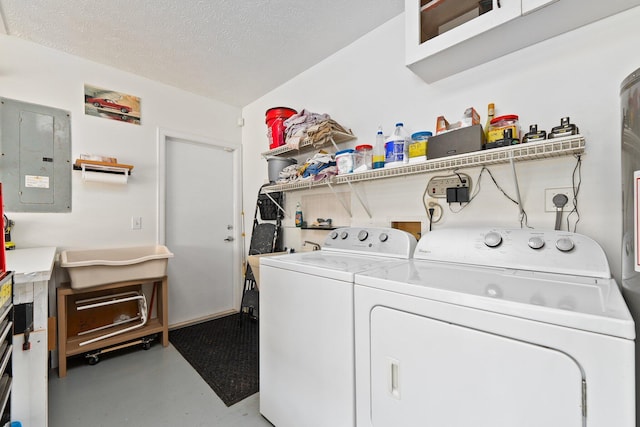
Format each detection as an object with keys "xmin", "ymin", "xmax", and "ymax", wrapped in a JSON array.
[{"xmin": 0, "ymin": 97, "xmax": 71, "ymax": 212}]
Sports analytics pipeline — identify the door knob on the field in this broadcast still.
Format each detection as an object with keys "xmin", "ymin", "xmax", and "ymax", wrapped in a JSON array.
[{"xmin": 224, "ymin": 236, "xmax": 234, "ymax": 242}]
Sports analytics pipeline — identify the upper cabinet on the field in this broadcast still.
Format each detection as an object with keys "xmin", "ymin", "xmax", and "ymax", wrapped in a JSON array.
[
  {"xmin": 406, "ymin": 0, "xmax": 640, "ymax": 83},
  {"xmin": 521, "ymin": 0, "xmax": 556, "ymax": 14}
]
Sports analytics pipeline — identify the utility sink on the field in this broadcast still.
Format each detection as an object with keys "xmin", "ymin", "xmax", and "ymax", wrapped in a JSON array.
[{"xmin": 60, "ymin": 245, "xmax": 173, "ymax": 289}]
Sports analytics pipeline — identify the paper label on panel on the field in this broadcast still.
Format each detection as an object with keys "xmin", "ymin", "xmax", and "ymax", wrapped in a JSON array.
[{"xmin": 24, "ymin": 175, "xmax": 50, "ymax": 189}]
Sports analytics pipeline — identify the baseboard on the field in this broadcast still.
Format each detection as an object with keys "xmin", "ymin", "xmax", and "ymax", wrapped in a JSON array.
[{"xmin": 168, "ymin": 309, "xmax": 238, "ymax": 331}]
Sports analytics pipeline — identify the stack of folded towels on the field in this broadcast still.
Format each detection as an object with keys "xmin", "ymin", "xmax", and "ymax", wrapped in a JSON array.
[
  {"xmin": 277, "ymin": 151, "xmax": 338, "ymax": 184},
  {"xmin": 274, "ymin": 109, "xmax": 351, "ymax": 183},
  {"xmin": 283, "ymin": 109, "xmax": 352, "ymax": 150}
]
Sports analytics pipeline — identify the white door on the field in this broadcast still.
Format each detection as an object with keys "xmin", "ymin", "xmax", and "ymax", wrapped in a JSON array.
[{"xmin": 163, "ymin": 133, "xmax": 239, "ymax": 326}]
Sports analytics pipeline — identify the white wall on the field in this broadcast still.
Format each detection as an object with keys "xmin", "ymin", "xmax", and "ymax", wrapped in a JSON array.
[
  {"xmin": 242, "ymin": 6, "xmax": 640, "ymax": 281},
  {"xmin": 0, "ymin": 35, "xmax": 241, "ymax": 253}
]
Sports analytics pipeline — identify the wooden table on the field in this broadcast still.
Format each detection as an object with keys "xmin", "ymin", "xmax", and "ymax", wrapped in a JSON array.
[{"xmin": 57, "ymin": 276, "xmax": 168, "ymax": 377}]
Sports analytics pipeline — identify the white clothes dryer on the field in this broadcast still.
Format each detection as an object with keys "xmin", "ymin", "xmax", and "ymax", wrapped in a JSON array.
[
  {"xmin": 259, "ymin": 227, "xmax": 417, "ymax": 427},
  {"xmin": 354, "ymin": 227, "xmax": 635, "ymax": 427}
]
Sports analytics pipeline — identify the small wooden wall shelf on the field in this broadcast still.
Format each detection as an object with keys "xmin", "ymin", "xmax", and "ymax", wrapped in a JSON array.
[
  {"xmin": 73, "ymin": 159, "xmax": 134, "ymax": 172},
  {"xmin": 57, "ymin": 276, "xmax": 168, "ymax": 377}
]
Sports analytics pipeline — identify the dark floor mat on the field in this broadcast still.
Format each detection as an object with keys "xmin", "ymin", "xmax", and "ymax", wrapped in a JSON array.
[{"xmin": 169, "ymin": 313, "xmax": 258, "ymax": 406}]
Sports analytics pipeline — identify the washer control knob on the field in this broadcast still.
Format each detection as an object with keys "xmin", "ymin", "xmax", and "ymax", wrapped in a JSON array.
[
  {"xmin": 485, "ymin": 284, "xmax": 503, "ymax": 298},
  {"xmin": 340, "ymin": 231, "xmax": 349, "ymax": 240},
  {"xmin": 329, "ymin": 231, "xmax": 339, "ymax": 240},
  {"xmin": 530, "ymin": 294, "xmax": 546, "ymax": 306},
  {"xmin": 484, "ymin": 231, "xmax": 503, "ymax": 248},
  {"xmin": 358, "ymin": 230, "xmax": 369, "ymax": 241},
  {"xmin": 558, "ymin": 297, "xmax": 576, "ymax": 311},
  {"xmin": 528, "ymin": 236, "xmax": 545, "ymax": 250},
  {"xmin": 379, "ymin": 233, "xmax": 389, "ymax": 242},
  {"xmin": 556, "ymin": 237, "xmax": 575, "ymax": 252}
]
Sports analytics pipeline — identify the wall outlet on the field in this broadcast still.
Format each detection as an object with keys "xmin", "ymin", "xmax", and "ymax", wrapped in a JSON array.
[
  {"xmin": 544, "ymin": 188, "xmax": 574, "ymax": 212},
  {"xmin": 427, "ymin": 173, "xmax": 471, "ymax": 198},
  {"xmin": 131, "ymin": 216, "xmax": 142, "ymax": 230}
]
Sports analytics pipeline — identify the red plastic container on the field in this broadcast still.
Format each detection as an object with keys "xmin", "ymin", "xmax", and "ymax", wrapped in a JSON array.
[{"xmin": 266, "ymin": 107, "xmax": 297, "ymax": 149}]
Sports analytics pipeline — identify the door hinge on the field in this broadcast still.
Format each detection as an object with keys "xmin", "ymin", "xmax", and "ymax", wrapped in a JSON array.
[{"xmin": 582, "ymin": 379, "xmax": 587, "ymax": 418}]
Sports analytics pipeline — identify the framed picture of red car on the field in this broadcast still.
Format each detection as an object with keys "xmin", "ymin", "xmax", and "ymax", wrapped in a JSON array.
[{"xmin": 84, "ymin": 84, "xmax": 141, "ymax": 125}]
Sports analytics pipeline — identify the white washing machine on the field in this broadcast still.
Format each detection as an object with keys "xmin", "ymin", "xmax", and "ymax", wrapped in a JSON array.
[
  {"xmin": 259, "ymin": 227, "xmax": 417, "ymax": 427},
  {"xmin": 354, "ymin": 227, "xmax": 635, "ymax": 427}
]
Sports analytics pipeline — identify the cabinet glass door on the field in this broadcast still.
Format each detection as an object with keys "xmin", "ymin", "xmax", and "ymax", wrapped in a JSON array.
[
  {"xmin": 418, "ymin": 0, "xmax": 520, "ymax": 47},
  {"xmin": 420, "ymin": 0, "xmax": 494, "ymax": 44},
  {"xmin": 406, "ymin": 0, "xmax": 522, "ymax": 74}
]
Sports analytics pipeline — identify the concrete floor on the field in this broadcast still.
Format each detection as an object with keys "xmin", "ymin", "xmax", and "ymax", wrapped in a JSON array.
[{"xmin": 48, "ymin": 343, "xmax": 272, "ymax": 427}]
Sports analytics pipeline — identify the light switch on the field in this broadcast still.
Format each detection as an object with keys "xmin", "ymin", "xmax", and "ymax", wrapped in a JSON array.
[{"xmin": 131, "ymin": 216, "xmax": 142, "ymax": 230}]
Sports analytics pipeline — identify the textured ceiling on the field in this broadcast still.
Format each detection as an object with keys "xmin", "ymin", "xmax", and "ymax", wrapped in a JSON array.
[{"xmin": 0, "ymin": 0, "xmax": 403, "ymax": 107}]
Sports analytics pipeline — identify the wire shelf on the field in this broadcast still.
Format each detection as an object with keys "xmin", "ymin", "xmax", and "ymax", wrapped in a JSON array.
[
  {"xmin": 336, "ymin": 135, "xmax": 585, "ymax": 184},
  {"xmin": 261, "ymin": 130, "xmax": 356, "ymax": 157},
  {"xmin": 261, "ymin": 135, "xmax": 585, "ymax": 192},
  {"xmin": 262, "ymin": 177, "xmax": 334, "ymax": 193}
]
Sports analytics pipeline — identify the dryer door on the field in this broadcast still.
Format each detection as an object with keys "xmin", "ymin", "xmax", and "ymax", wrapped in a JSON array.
[{"xmin": 370, "ymin": 306, "xmax": 584, "ymax": 427}]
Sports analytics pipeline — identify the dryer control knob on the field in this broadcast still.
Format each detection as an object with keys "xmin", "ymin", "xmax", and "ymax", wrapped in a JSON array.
[
  {"xmin": 358, "ymin": 230, "xmax": 369, "ymax": 241},
  {"xmin": 528, "ymin": 236, "xmax": 545, "ymax": 250},
  {"xmin": 379, "ymin": 233, "xmax": 389, "ymax": 242},
  {"xmin": 484, "ymin": 231, "xmax": 503, "ymax": 248},
  {"xmin": 329, "ymin": 231, "xmax": 339, "ymax": 240},
  {"xmin": 556, "ymin": 237, "xmax": 575, "ymax": 252},
  {"xmin": 340, "ymin": 231, "xmax": 349, "ymax": 240}
]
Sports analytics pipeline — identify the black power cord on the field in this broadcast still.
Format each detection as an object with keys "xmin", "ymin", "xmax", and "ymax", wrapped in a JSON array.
[
  {"xmin": 428, "ymin": 207, "xmax": 435, "ymax": 231},
  {"xmin": 566, "ymin": 155, "xmax": 582, "ymax": 232}
]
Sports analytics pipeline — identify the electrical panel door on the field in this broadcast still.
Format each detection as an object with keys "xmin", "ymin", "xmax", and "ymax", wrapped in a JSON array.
[{"xmin": 0, "ymin": 97, "xmax": 71, "ymax": 212}]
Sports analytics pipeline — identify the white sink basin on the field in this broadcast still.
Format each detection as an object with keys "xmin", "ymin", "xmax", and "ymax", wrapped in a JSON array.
[{"xmin": 60, "ymin": 245, "xmax": 173, "ymax": 289}]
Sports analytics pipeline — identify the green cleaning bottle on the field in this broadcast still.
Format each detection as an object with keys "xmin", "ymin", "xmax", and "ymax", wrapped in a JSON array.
[{"xmin": 295, "ymin": 202, "xmax": 303, "ymax": 227}]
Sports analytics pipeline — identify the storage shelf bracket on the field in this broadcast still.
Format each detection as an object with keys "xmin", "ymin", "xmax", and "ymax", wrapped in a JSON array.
[
  {"xmin": 328, "ymin": 135, "xmax": 340, "ymax": 152},
  {"xmin": 327, "ymin": 182, "xmax": 352, "ymax": 217},
  {"xmin": 345, "ymin": 180, "xmax": 372, "ymax": 219},
  {"xmin": 261, "ymin": 190, "xmax": 288, "ymax": 218},
  {"xmin": 509, "ymin": 151, "xmax": 525, "ymax": 223}
]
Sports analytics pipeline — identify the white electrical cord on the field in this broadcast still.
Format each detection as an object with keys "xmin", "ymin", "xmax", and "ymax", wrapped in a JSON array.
[{"xmin": 509, "ymin": 153, "xmax": 525, "ymax": 222}]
